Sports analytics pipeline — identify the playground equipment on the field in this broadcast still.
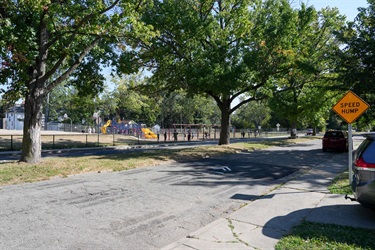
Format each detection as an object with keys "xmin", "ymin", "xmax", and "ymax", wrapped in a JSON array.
[
  {"xmin": 101, "ymin": 120, "xmax": 112, "ymax": 134},
  {"xmin": 141, "ymin": 128, "xmax": 157, "ymax": 139},
  {"xmin": 111, "ymin": 119, "xmax": 142, "ymax": 135},
  {"xmin": 101, "ymin": 119, "xmax": 157, "ymax": 139}
]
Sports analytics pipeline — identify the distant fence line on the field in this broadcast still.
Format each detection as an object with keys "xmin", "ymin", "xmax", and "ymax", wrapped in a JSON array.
[
  {"xmin": 45, "ymin": 122, "xmax": 291, "ymax": 134},
  {"xmin": 0, "ymin": 123, "xmax": 296, "ymax": 151},
  {"xmin": 0, "ymin": 127, "xmax": 292, "ymax": 151}
]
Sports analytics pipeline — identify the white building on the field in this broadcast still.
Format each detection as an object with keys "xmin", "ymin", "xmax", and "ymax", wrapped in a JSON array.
[{"xmin": 5, "ymin": 104, "xmax": 25, "ymax": 130}]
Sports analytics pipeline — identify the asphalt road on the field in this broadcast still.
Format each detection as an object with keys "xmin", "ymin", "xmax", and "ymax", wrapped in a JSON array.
[{"xmin": 0, "ymin": 138, "xmax": 354, "ymax": 249}]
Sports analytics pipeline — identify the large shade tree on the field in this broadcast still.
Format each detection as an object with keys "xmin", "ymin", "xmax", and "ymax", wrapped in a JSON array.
[
  {"xmin": 156, "ymin": 90, "xmax": 221, "ymax": 128},
  {"xmin": 270, "ymin": 5, "xmax": 345, "ymax": 134},
  {"xmin": 336, "ymin": 0, "xmax": 375, "ymax": 127},
  {"xmin": 231, "ymin": 101, "xmax": 271, "ymax": 130},
  {"xmin": 112, "ymin": 74, "xmax": 160, "ymax": 125},
  {"xmin": 124, "ymin": 0, "xmax": 306, "ymax": 145},
  {"xmin": 0, "ymin": 0, "xmax": 155, "ymax": 162}
]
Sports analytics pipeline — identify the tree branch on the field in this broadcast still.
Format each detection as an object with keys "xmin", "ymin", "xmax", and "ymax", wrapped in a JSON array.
[{"xmin": 46, "ymin": 37, "xmax": 101, "ymax": 93}]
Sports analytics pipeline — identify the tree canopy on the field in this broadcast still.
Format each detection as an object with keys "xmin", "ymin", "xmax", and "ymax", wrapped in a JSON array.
[
  {"xmin": 267, "ymin": 5, "xmax": 345, "ymax": 133},
  {"xmin": 232, "ymin": 101, "xmax": 271, "ymax": 130},
  {"xmin": 127, "ymin": 0, "xmax": 320, "ymax": 144},
  {"xmin": 0, "ymin": 0, "xmax": 156, "ymax": 162},
  {"xmin": 2, "ymin": 0, "xmax": 374, "ymax": 163},
  {"xmin": 335, "ymin": 0, "xmax": 375, "ymax": 127},
  {"xmin": 123, "ymin": 0, "xmax": 346, "ymax": 144}
]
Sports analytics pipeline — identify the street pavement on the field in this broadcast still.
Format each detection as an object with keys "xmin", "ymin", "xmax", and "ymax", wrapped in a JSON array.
[
  {"xmin": 162, "ymin": 152, "xmax": 375, "ymax": 250},
  {"xmin": 1, "ymin": 130, "xmax": 375, "ymax": 249}
]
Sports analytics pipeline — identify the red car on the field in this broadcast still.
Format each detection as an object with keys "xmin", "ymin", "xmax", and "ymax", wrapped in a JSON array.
[{"xmin": 322, "ymin": 130, "xmax": 348, "ymax": 152}]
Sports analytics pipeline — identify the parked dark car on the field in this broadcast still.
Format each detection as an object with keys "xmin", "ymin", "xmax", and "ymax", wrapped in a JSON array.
[
  {"xmin": 351, "ymin": 133, "xmax": 375, "ymax": 208},
  {"xmin": 322, "ymin": 130, "xmax": 348, "ymax": 152},
  {"xmin": 306, "ymin": 128, "xmax": 313, "ymax": 135}
]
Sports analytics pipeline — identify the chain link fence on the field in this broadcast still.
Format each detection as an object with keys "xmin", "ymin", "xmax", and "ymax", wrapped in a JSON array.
[{"xmin": 0, "ymin": 123, "xmax": 293, "ymax": 151}]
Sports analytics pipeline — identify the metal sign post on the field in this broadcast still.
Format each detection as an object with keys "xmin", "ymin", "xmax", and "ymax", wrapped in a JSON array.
[
  {"xmin": 332, "ymin": 91, "xmax": 370, "ymax": 185},
  {"xmin": 348, "ymin": 124, "xmax": 353, "ymax": 183}
]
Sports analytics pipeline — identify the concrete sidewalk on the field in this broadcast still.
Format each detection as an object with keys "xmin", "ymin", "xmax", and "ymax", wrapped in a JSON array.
[{"xmin": 162, "ymin": 153, "xmax": 375, "ymax": 250}]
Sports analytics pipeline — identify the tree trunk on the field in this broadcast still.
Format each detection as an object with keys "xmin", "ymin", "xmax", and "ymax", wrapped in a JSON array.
[
  {"xmin": 218, "ymin": 100, "xmax": 231, "ymax": 145},
  {"xmin": 20, "ymin": 16, "xmax": 48, "ymax": 163},
  {"xmin": 290, "ymin": 121, "xmax": 298, "ymax": 139},
  {"xmin": 20, "ymin": 90, "xmax": 44, "ymax": 163},
  {"xmin": 17, "ymin": 11, "xmax": 99, "ymax": 163}
]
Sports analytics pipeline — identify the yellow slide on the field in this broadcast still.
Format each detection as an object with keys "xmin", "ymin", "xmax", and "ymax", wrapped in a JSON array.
[
  {"xmin": 142, "ymin": 128, "xmax": 157, "ymax": 139},
  {"xmin": 101, "ymin": 120, "xmax": 112, "ymax": 134}
]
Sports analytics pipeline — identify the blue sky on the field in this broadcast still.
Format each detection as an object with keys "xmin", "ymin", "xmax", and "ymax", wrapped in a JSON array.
[{"xmin": 298, "ymin": 0, "xmax": 369, "ymax": 21}]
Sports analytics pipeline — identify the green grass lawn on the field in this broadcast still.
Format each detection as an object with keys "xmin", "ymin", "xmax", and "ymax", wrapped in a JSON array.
[
  {"xmin": 0, "ymin": 138, "xmax": 312, "ymax": 186},
  {"xmin": 327, "ymin": 171, "xmax": 352, "ymax": 194},
  {"xmin": 275, "ymin": 221, "xmax": 375, "ymax": 250}
]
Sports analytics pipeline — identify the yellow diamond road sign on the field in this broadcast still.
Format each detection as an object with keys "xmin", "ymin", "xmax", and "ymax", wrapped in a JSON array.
[{"xmin": 332, "ymin": 91, "xmax": 370, "ymax": 124}]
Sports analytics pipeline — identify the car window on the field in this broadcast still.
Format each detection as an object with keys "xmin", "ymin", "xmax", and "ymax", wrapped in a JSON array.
[
  {"xmin": 324, "ymin": 132, "xmax": 334, "ymax": 137},
  {"xmin": 362, "ymin": 140, "xmax": 375, "ymax": 163},
  {"xmin": 325, "ymin": 132, "xmax": 344, "ymax": 138},
  {"xmin": 355, "ymin": 139, "xmax": 371, "ymax": 160}
]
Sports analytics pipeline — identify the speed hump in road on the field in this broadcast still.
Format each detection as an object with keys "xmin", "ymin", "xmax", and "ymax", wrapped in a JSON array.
[{"xmin": 332, "ymin": 91, "xmax": 370, "ymax": 124}]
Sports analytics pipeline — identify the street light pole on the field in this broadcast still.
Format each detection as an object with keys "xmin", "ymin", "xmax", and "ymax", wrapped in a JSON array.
[{"xmin": 93, "ymin": 111, "xmax": 101, "ymax": 145}]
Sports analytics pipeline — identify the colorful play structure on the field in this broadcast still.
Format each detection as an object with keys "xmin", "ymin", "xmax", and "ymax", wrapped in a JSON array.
[
  {"xmin": 101, "ymin": 120, "xmax": 112, "ymax": 134},
  {"xmin": 141, "ymin": 128, "xmax": 157, "ymax": 139},
  {"xmin": 100, "ymin": 119, "xmax": 157, "ymax": 139}
]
